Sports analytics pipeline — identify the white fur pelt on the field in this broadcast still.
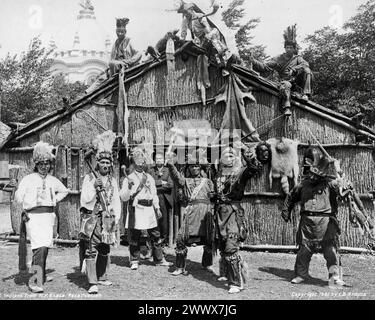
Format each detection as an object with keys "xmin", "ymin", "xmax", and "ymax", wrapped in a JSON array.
[{"xmin": 267, "ymin": 137, "xmax": 299, "ymax": 194}]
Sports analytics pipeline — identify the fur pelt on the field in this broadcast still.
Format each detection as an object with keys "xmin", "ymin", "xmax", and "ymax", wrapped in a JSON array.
[{"xmin": 267, "ymin": 137, "xmax": 299, "ymax": 194}]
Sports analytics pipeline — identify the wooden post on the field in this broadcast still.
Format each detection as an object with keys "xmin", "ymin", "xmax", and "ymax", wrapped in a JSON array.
[{"xmin": 67, "ymin": 147, "xmax": 72, "ymax": 189}]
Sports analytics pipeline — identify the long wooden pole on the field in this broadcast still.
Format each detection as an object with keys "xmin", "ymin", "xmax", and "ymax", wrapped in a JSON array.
[
  {"xmin": 234, "ymin": 71, "xmax": 375, "ymax": 141},
  {"xmin": 243, "ymin": 191, "xmax": 374, "ymax": 200},
  {"xmin": 240, "ymin": 244, "xmax": 373, "ymax": 254}
]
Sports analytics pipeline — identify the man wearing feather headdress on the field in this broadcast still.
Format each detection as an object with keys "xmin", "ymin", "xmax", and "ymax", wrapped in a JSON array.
[
  {"xmin": 13, "ymin": 141, "xmax": 68, "ymax": 293},
  {"xmin": 109, "ymin": 18, "xmax": 142, "ymax": 75},
  {"xmin": 119, "ymin": 146, "xmax": 173, "ymax": 271},
  {"xmin": 79, "ymin": 131, "xmax": 121, "ymax": 294},
  {"xmin": 212, "ymin": 144, "xmax": 265, "ymax": 293},
  {"xmin": 250, "ymin": 24, "xmax": 313, "ymax": 116}
]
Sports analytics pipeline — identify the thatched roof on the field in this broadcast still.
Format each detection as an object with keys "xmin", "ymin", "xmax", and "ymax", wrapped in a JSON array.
[
  {"xmin": 0, "ymin": 121, "xmax": 11, "ymax": 146},
  {"xmin": 2, "ymin": 40, "xmax": 375, "ymax": 149}
]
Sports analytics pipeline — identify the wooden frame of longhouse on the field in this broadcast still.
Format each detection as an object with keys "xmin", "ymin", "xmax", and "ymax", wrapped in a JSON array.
[{"xmin": 1, "ymin": 41, "xmax": 375, "ymax": 249}]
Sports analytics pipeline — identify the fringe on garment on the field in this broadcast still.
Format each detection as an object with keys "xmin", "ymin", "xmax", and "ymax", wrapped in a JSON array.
[
  {"xmin": 239, "ymin": 256, "xmax": 249, "ymax": 285},
  {"xmin": 178, "ymin": 207, "xmax": 191, "ymax": 242},
  {"xmin": 101, "ymin": 231, "xmax": 117, "ymax": 246}
]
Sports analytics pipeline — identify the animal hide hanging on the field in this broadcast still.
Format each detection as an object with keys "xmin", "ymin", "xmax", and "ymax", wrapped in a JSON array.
[
  {"xmin": 197, "ymin": 54, "xmax": 211, "ymax": 105},
  {"xmin": 212, "ymin": 73, "xmax": 260, "ymax": 144},
  {"xmin": 267, "ymin": 137, "xmax": 299, "ymax": 194}
]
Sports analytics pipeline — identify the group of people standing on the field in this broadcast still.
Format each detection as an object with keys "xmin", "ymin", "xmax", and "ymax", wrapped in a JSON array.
[
  {"xmin": 7, "ymin": 10, "xmax": 350, "ymax": 295},
  {"xmin": 11, "ymin": 133, "xmax": 268, "ymax": 295},
  {"xmin": 11, "ymin": 129, "xmax": 357, "ymax": 296}
]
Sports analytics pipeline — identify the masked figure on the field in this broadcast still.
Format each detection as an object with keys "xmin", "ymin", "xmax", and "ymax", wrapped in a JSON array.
[
  {"xmin": 213, "ymin": 144, "xmax": 264, "ymax": 294},
  {"xmin": 281, "ymin": 152, "xmax": 345, "ymax": 286},
  {"xmin": 166, "ymin": 149, "xmax": 215, "ymax": 276},
  {"xmin": 176, "ymin": 1, "xmax": 234, "ymax": 67}
]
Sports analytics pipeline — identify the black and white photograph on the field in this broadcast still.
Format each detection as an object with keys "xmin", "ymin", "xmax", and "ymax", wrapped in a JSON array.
[{"xmin": 0, "ymin": 0, "xmax": 374, "ymax": 307}]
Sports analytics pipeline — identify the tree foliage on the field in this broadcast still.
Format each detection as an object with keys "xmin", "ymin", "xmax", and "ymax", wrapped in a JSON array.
[
  {"xmin": 221, "ymin": 0, "xmax": 268, "ymax": 67},
  {"xmin": 302, "ymin": 0, "xmax": 375, "ymax": 125},
  {"xmin": 0, "ymin": 37, "xmax": 87, "ymax": 124}
]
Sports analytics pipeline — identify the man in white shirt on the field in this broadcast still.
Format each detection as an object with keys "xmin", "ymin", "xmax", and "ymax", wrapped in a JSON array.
[
  {"xmin": 14, "ymin": 141, "xmax": 68, "ymax": 293},
  {"xmin": 79, "ymin": 131, "xmax": 121, "ymax": 295},
  {"xmin": 120, "ymin": 147, "xmax": 173, "ymax": 270}
]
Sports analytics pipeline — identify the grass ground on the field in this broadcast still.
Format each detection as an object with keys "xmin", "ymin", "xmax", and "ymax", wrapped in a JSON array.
[{"xmin": 0, "ymin": 240, "xmax": 374, "ymax": 300}]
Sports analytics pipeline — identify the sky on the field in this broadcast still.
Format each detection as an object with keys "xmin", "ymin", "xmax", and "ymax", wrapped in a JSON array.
[{"xmin": 0, "ymin": 0, "xmax": 367, "ymax": 59}]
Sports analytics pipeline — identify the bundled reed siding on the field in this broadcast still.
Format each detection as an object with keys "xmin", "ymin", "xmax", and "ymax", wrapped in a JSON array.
[
  {"xmin": 128, "ymin": 102, "xmax": 226, "ymax": 145},
  {"xmin": 243, "ymin": 198, "xmax": 374, "ymax": 248},
  {"xmin": 4, "ymin": 51, "xmax": 375, "ymax": 247},
  {"xmin": 127, "ymin": 55, "xmax": 225, "ymax": 107},
  {"xmin": 8, "ymin": 151, "xmax": 34, "ymax": 233},
  {"xmin": 243, "ymin": 145, "xmax": 375, "ymax": 247}
]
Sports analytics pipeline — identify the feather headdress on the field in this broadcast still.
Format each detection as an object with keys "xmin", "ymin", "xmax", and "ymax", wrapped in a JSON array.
[
  {"xmin": 130, "ymin": 144, "xmax": 154, "ymax": 165},
  {"xmin": 93, "ymin": 131, "xmax": 116, "ymax": 162},
  {"xmin": 283, "ymin": 24, "xmax": 297, "ymax": 47},
  {"xmin": 33, "ymin": 141, "xmax": 55, "ymax": 163},
  {"xmin": 116, "ymin": 18, "xmax": 129, "ymax": 29}
]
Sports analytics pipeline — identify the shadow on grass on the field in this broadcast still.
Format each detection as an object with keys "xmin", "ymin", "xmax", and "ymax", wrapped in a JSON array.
[
  {"xmin": 66, "ymin": 266, "xmax": 88, "ymax": 290},
  {"xmin": 2, "ymin": 272, "xmax": 30, "ymax": 286},
  {"xmin": 164, "ymin": 250, "xmax": 227, "ymax": 291},
  {"xmin": 2, "ymin": 268, "xmax": 56, "ymax": 287},
  {"xmin": 258, "ymin": 266, "xmax": 327, "ymax": 287},
  {"xmin": 110, "ymin": 246, "xmax": 227, "ymax": 291},
  {"xmin": 110, "ymin": 255, "xmax": 130, "ymax": 268}
]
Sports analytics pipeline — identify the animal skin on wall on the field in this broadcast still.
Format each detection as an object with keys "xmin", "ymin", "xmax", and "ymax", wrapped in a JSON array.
[{"xmin": 267, "ymin": 137, "xmax": 299, "ymax": 194}]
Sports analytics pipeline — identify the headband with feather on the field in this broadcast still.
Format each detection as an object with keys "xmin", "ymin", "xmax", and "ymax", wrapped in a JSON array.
[{"xmin": 283, "ymin": 24, "xmax": 297, "ymax": 47}]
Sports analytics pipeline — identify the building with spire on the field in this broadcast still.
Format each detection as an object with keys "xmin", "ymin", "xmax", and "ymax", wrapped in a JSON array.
[{"xmin": 50, "ymin": 0, "xmax": 111, "ymax": 85}]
